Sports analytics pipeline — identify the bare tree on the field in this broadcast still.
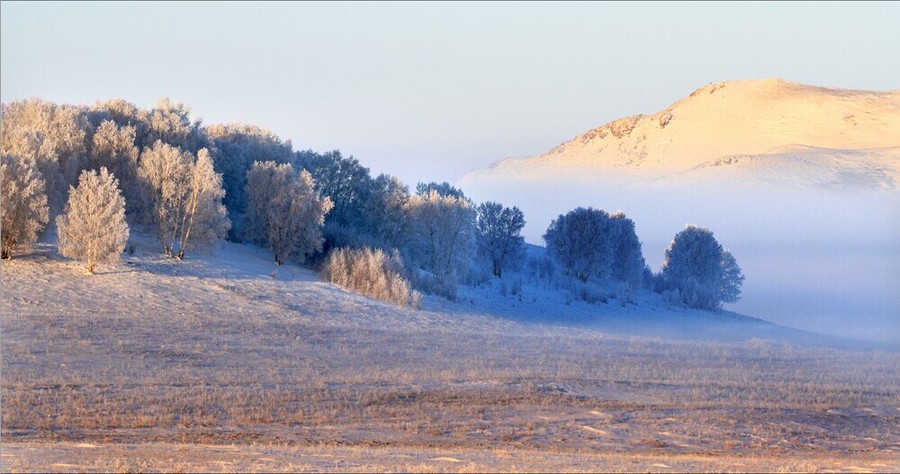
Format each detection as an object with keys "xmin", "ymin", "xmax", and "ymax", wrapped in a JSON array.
[
  {"xmin": 1, "ymin": 154, "xmax": 49, "ymax": 259},
  {"xmin": 56, "ymin": 168, "xmax": 129, "ymax": 273}
]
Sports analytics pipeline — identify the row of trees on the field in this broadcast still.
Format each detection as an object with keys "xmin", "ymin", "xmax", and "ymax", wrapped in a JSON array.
[{"xmin": 1, "ymin": 98, "xmax": 743, "ymax": 309}]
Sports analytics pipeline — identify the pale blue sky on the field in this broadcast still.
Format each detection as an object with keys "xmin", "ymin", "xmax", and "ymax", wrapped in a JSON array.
[{"xmin": 3, "ymin": 1, "xmax": 898, "ymax": 185}]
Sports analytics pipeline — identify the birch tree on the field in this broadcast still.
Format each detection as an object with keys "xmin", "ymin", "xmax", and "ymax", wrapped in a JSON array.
[{"xmin": 137, "ymin": 141, "xmax": 229, "ymax": 258}]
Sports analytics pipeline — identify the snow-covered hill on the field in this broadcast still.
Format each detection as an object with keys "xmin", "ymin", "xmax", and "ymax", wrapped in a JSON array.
[{"xmin": 462, "ymin": 78, "xmax": 900, "ymax": 186}]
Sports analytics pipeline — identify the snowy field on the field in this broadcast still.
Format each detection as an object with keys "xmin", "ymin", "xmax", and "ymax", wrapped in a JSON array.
[{"xmin": 2, "ymin": 238, "xmax": 899, "ymax": 472}]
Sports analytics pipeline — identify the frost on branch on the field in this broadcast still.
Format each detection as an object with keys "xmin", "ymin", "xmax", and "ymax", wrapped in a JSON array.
[
  {"xmin": 1, "ymin": 154, "xmax": 49, "ymax": 259},
  {"xmin": 660, "ymin": 225, "xmax": 744, "ymax": 310},
  {"xmin": 137, "ymin": 141, "xmax": 230, "ymax": 259},
  {"xmin": 244, "ymin": 161, "xmax": 333, "ymax": 265},
  {"xmin": 56, "ymin": 167, "xmax": 129, "ymax": 274}
]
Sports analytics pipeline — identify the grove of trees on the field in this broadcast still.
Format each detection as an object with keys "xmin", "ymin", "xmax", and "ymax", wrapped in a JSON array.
[{"xmin": 1, "ymin": 97, "xmax": 743, "ymax": 311}]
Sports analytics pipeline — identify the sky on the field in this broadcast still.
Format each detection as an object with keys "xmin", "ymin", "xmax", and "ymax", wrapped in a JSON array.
[{"xmin": 3, "ymin": 1, "xmax": 899, "ymax": 186}]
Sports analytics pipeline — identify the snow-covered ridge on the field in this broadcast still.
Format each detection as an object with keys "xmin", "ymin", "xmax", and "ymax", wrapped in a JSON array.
[{"xmin": 464, "ymin": 78, "xmax": 900, "ymax": 184}]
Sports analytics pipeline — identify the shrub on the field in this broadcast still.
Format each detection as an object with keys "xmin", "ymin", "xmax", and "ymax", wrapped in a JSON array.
[{"xmin": 323, "ymin": 247, "xmax": 421, "ymax": 308}]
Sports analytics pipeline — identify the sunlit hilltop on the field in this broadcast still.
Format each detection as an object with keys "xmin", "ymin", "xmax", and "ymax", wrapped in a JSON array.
[{"xmin": 464, "ymin": 79, "xmax": 900, "ymax": 187}]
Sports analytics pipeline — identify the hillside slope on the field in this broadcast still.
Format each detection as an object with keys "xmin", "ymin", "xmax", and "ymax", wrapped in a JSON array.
[{"xmin": 3, "ymin": 239, "xmax": 899, "ymax": 472}]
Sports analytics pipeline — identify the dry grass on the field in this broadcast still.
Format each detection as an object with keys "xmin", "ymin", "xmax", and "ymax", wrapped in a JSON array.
[{"xmin": 2, "ymin": 247, "xmax": 899, "ymax": 471}]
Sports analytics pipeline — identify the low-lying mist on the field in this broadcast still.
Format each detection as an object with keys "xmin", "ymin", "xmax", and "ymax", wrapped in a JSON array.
[{"xmin": 464, "ymin": 176, "xmax": 900, "ymax": 344}]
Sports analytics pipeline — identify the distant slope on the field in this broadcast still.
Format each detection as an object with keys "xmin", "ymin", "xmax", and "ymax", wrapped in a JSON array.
[{"xmin": 462, "ymin": 79, "xmax": 900, "ymax": 186}]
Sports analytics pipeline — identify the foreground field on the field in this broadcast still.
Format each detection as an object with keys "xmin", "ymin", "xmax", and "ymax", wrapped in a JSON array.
[{"xmin": 2, "ymin": 242, "xmax": 899, "ymax": 472}]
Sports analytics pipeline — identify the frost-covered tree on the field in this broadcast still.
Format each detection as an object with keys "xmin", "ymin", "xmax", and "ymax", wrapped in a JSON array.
[
  {"xmin": 56, "ymin": 168, "xmax": 129, "ymax": 273},
  {"xmin": 244, "ymin": 161, "xmax": 333, "ymax": 265},
  {"xmin": 205, "ymin": 123, "xmax": 294, "ymax": 226},
  {"xmin": 543, "ymin": 207, "xmax": 646, "ymax": 286},
  {"xmin": 405, "ymin": 188, "xmax": 476, "ymax": 297},
  {"xmin": 415, "ymin": 181, "xmax": 467, "ymax": 201},
  {"xmin": 543, "ymin": 207, "xmax": 614, "ymax": 282},
  {"xmin": 476, "ymin": 201, "xmax": 526, "ymax": 278},
  {"xmin": 87, "ymin": 99, "xmax": 152, "ymax": 151},
  {"xmin": 145, "ymin": 98, "xmax": 208, "ymax": 153},
  {"xmin": 608, "ymin": 211, "xmax": 646, "ymax": 288},
  {"xmin": 89, "ymin": 120, "xmax": 140, "ymax": 212},
  {"xmin": 1, "ymin": 154, "xmax": 49, "ymax": 259},
  {"xmin": 1, "ymin": 100, "xmax": 90, "ymax": 211},
  {"xmin": 366, "ymin": 173, "xmax": 411, "ymax": 250},
  {"xmin": 660, "ymin": 225, "xmax": 744, "ymax": 310},
  {"xmin": 295, "ymin": 150, "xmax": 376, "ymax": 249},
  {"xmin": 137, "ymin": 141, "xmax": 230, "ymax": 258},
  {"xmin": 719, "ymin": 250, "xmax": 744, "ymax": 304},
  {"xmin": 175, "ymin": 149, "xmax": 230, "ymax": 258}
]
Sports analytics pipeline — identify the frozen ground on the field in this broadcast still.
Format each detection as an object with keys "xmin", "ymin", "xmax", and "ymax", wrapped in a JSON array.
[{"xmin": 2, "ymin": 237, "xmax": 899, "ymax": 472}]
